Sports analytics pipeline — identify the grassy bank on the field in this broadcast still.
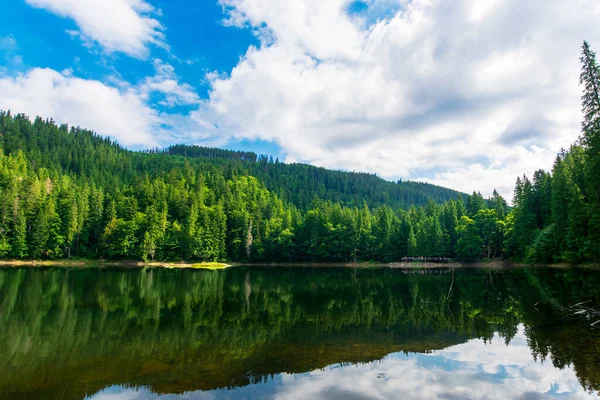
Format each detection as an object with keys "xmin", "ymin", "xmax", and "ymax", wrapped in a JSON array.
[
  {"xmin": 1, "ymin": 259, "xmax": 595, "ymax": 270},
  {"xmin": 0, "ymin": 259, "xmax": 231, "ymax": 270}
]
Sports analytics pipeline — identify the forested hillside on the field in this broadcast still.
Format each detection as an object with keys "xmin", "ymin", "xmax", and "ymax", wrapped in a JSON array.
[
  {"xmin": 0, "ymin": 131, "xmax": 498, "ymax": 262},
  {"xmin": 0, "ymin": 117, "xmax": 460, "ymax": 211},
  {"xmin": 162, "ymin": 145, "xmax": 461, "ymax": 210},
  {"xmin": 0, "ymin": 107, "xmax": 474, "ymax": 263}
]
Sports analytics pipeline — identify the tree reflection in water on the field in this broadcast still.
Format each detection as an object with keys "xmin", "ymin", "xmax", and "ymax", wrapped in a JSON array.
[{"xmin": 0, "ymin": 266, "xmax": 599, "ymax": 399}]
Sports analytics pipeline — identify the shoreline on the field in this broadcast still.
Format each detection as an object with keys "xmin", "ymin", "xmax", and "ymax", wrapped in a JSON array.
[
  {"xmin": 0, "ymin": 259, "xmax": 232, "ymax": 270},
  {"xmin": 0, "ymin": 259, "xmax": 596, "ymax": 270}
]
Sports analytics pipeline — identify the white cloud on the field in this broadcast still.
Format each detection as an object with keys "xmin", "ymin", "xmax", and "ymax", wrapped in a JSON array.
[
  {"xmin": 0, "ymin": 60, "xmax": 220, "ymax": 148},
  {"xmin": 0, "ymin": 68, "xmax": 159, "ymax": 147},
  {"xmin": 188, "ymin": 0, "xmax": 600, "ymax": 198},
  {"xmin": 25, "ymin": 0, "xmax": 165, "ymax": 58},
  {"xmin": 0, "ymin": 35, "xmax": 21, "ymax": 68},
  {"xmin": 140, "ymin": 59, "xmax": 201, "ymax": 107},
  {"xmin": 220, "ymin": 0, "xmax": 364, "ymax": 59}
]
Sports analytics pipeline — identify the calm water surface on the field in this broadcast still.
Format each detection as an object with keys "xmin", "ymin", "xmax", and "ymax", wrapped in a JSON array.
[{"xmin": 0, "ymin": 266, "xmax": 599, "ymax": 399}]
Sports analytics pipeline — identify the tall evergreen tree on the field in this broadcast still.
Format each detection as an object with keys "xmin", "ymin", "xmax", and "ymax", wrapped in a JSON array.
[
  {"xmin": 466, "ymin": 191, "xmax": 486, "ymax": 217},
  {"xmin": 580, "ymin": 41, "xmax": 600, "ymax": 134},
  {"xmin": 580, "ymin": 41, "xmax": 600, "ymax": 259}
]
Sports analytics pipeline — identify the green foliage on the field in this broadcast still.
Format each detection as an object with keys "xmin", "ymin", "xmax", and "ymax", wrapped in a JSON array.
[
  {"xmin": 466, "ymin": 191, "xmax": 486, "ymax": 217},
  {"xmin": 580, "ymin": 41, "xmax": 600, "ymax": 134},
  {"xmin": 527, "ymin": 224, "xmax": 555, "ymax": 264},
  {"xmin": 456, "ymin": 216, "xmax": 483, "ymax": 261},
  {"xmin": 474, "ymin": 209, "xmax": 502, "ymax": 259},
  {"xmin": 505, "ymin": 176, "xmax": 538, "ymax": 260},
  {"xmin": 0, "ymin": 110, "xmax": 476, "ymax": 262},
  {"xmin": 11, "ymin": 207, "xmax": 27, "ymax": 258},
  {"xmin": 503, "ymin": 41, "xmax": 600, "ymax": 264},
  {"xmin": 581, "ymin": 41, "xmax": 600, "ymax": 260}
]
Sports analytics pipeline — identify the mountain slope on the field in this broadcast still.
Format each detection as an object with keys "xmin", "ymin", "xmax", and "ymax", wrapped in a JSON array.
[
  {"xmin": 0, "ymin": 110, "xmax": 474, "ymax": 262},
  {"xmin": 0, "ymin": 111, "xmax": 462, "ymax": 211}
]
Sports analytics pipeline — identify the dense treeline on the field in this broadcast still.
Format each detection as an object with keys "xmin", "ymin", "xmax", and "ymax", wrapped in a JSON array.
[
  {"xmin": 0, "ymin": 142, "xmax": 502, "ymax": 262},
  {"xmin": 503, "ymin": 41, "xmax": 600, "ymax": 263},
  {"xmin": 166, "ymin": 144, "xmax": 461, "ymax": 210},
  {"xmin": 162, "ymin": 144, "xmax": 259, "ymax": 162},
  {"xmin": 0, "ymin": 112, "xmax": 499, "ymax": 263}
]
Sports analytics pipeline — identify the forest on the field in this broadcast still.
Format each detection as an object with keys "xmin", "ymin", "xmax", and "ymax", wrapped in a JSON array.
[
  {"xmin": 0, "ymin": 119, "xmax": 485, "ymax": 263},
  {"xmin": 0, "ymin": 41, "xmax": 598, "ymax": 264}
]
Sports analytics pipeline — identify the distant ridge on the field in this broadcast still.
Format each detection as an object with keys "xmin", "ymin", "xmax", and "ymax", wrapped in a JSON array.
[
  {"xmin": 0, "ymin": 110, "xmax": 463, "ymax": 211},
  {"xmin": 159, "ymin": 143, "xmax": 463, "ymax": 210}
]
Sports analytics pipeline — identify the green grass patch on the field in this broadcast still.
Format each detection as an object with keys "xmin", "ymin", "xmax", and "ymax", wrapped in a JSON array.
[{"xmin": 189, "ymin": 262, "xmax": 229, "ymax": 270}]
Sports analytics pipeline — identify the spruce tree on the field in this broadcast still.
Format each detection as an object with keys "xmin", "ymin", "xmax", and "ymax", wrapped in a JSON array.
[
  {"xmin": 29, "ymin": 200, "xmax": 49, "ymax": 258},
  {"xmin": 580, "ymin": 40, "xmax": 600, "ymax": 259},
  {"xmin": 550, "ymin": 153, "xmax": 571, "ymax": 259},
  {"xmin": 11, "ymin": 207, "xmax": 27, "ymax": 258},
  {"xmin": 580, "ymin": 41, "xmax": 600, "ymax": 134}
]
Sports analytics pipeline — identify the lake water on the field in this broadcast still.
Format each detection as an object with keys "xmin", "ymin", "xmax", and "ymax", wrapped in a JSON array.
[{"xmin": 0, "ymin": 266, "xmax": 599, "ymax": 399}]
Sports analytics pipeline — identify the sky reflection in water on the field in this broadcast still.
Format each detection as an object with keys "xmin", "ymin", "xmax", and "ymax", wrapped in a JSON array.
[{"xmin": 89, "ymin": 325, "xmax": 597, "ymax": 400}]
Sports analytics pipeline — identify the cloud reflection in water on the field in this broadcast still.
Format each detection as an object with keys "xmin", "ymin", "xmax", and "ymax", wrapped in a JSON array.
[{"xmin": 88, "ymin": 325, "xmax": 598, "ymax": 400}]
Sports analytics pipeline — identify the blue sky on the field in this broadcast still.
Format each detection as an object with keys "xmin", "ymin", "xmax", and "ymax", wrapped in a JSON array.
[
  {"xmin": 0, "ymin": 0, "xmax": 598, "ymax": 197},
  {"xmin": 0, "ymin": 0, "xmax": 255, "ymax": 93},
  {"xmin": 0, "ymin": 0, "xmax": 284, "ymax": 157}
]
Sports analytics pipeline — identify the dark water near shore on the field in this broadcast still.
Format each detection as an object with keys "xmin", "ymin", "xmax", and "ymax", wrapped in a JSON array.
[{"xmin": 1, "ymin": 266, "xmax": 599, "ymax": 399}]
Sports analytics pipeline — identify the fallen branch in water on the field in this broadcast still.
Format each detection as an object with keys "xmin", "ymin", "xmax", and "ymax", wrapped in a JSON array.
[
  {"xmin": 560, "ymin": 300, "xmax": 600, "ymax": 327},
  {"xmin": 570, "ymin": 300, "xmax": 592, "ymax": 308}
]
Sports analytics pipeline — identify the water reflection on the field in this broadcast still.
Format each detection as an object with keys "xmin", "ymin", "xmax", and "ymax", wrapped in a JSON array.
[
  {"xmin": 89, "ymin": 327, "xmax": 595, "ymax": 399},
  {"xmin": 0, "ymin": 266, "xmax": 599, "ymax": 399}
]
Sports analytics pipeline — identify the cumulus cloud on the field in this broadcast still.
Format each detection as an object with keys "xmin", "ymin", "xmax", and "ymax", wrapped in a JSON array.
[
  {"xmin": 0, "ymin": 68, "xmax": 159, "ymax": 146},
  {"xmin": 220, "ymin": 0, "xmax": 364, "ymax": 59},
  {"xmin": 189, "ymin": 0, "xmax": 600, "ymax": 198},
  {"xmin": 140, "ymin": 59, "xmax": 201, "ymax": 107},
  {"xmin": 25, "ymin": 0, "xmax": 165, "ymax": 58},
  {"xmin": 0, "ymin": 59, "xmax": 204, "ymax": 147}
]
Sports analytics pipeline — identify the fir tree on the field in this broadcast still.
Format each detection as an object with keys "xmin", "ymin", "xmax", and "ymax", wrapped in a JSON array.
[
  {"xmin": 580, "ymin": 41, "xmax": 600, "ymax": 259},
  {"xmin": 580, "ymin": 41, "xmax": 600, "ymax": 134}
]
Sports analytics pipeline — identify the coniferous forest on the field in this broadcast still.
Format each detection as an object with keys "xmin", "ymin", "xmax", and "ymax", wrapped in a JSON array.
[{"xmin": 0, "ymin": 41, "xmax": 598, "ymax": 264}]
